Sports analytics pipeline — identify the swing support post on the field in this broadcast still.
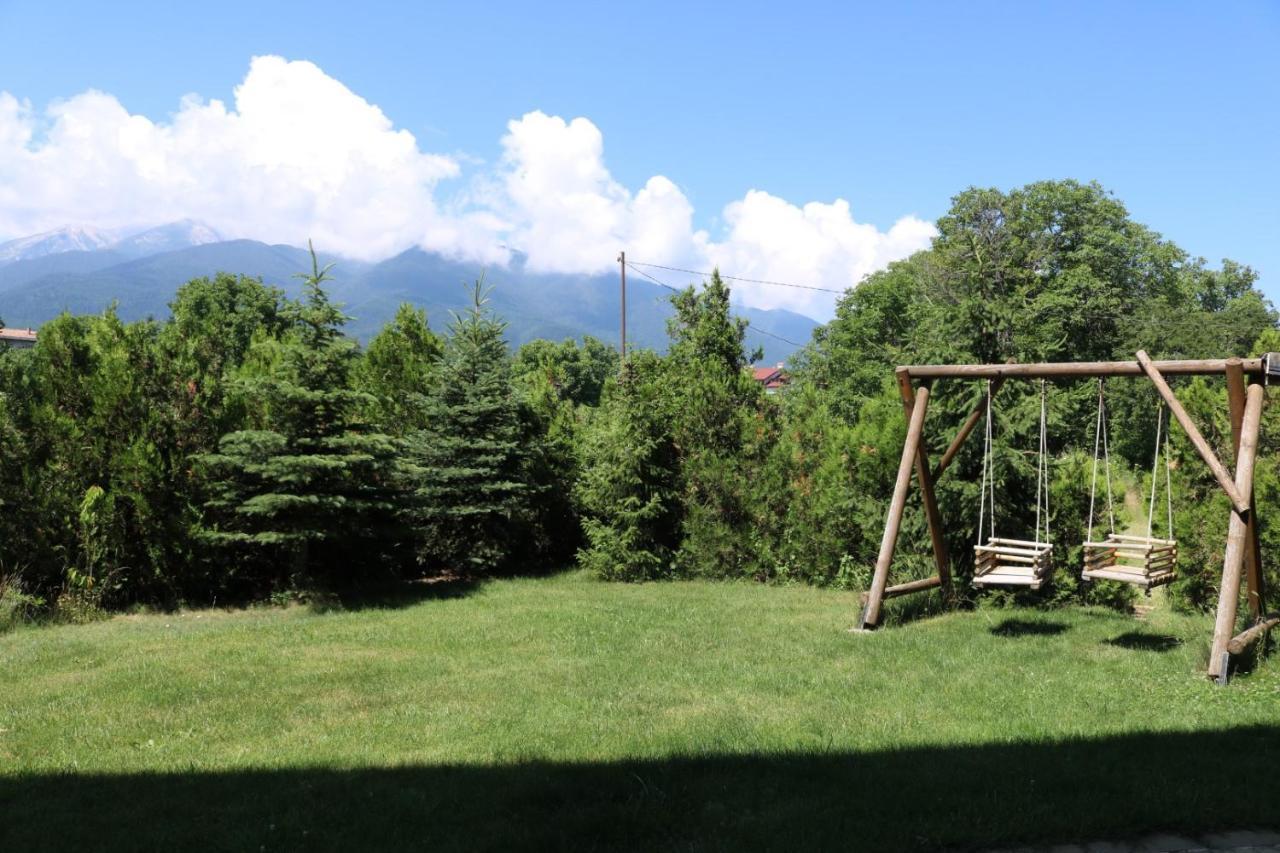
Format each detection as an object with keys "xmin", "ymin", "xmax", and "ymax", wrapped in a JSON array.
[
  {"xmin": 896, "ymin": 371, "xmax": 951, "ymax": 593},
  {"xmin": 1209, "ymin": 380, "xmax": 1264, "ymax": 681},
  {"xmin": 859, "ymin": 383, "xmax": 930, "ymax": 629},
  {"xmin": 1225, "ymin": 359, "xmax": 1266, "ymax": 621},
  {"xmin": 860, "ymin": 353, "xmax": 1275, "ymax": 682}
]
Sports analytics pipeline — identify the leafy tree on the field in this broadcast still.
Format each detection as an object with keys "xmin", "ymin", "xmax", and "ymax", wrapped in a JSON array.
[
  {"xmin": 513, "ymin": 336, "xmax": 618, "ymax": 408},
  {"xmin": 159, "ymin": 273, "xmax": 289, "ymax": 453},
  {"xmin": 355, "ymin": 303, "xmax": 442, "ymax": 435}
]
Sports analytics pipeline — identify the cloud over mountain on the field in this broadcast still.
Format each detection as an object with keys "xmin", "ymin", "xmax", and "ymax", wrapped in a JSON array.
[{"xmin": 0, "ymin": 56, "xmax": 935, "ymax": 318}]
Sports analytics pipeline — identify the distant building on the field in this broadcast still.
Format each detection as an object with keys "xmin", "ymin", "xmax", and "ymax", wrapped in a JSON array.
[
  {"xmin": 0, "ymin": 328, "xmax": 36, "ymax": 349},
  {"xmin": 751, "ymin": 363, "xmax": 790, "ymax": 394}
]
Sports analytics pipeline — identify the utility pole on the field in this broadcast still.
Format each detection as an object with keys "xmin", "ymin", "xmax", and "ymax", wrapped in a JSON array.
[{"xmin": 617, "ymin": 250, "xmax": 627, "ymax": 360}]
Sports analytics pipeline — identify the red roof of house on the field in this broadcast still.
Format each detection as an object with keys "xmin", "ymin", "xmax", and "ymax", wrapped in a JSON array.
[{"xmin": 750, "ymin": 364, "xmax": 790, "ymax": 390}]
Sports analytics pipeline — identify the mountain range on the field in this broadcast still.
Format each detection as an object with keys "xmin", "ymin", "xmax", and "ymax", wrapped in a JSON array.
[{"xmin": 0, "ymin": 223, "xmax": 820, "ymax": 363}]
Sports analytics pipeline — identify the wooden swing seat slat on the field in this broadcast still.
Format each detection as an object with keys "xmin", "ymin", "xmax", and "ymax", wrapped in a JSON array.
[
  {"xmin": 1081, "ymin": 566, "xmax": 1176, "ymax": 589},
  {"xmin": 975, "ymin": 544, "xmax": 1048, "ymax": 558},
  {"xmin": 1084, "ymin": 556, "xmax": 1176, "ymax": 573},
  {"xmin": 973, "ymin": 538, "xmax": 1053, "ymax": 589},
  {"xmin": 972, "ymin": 571, "xmax": 1048, "ymax": 590},
  {"xmin": 1108, "ymin": 533, "xmax": 1176, "ymax": 546},
  {"xmin": 987, "ymin": 536, "xmax": 1049, "ymax": 548},
  {"xmin": 1081, "ymin": 533, "xmax": 1177, "ymax": 587}
]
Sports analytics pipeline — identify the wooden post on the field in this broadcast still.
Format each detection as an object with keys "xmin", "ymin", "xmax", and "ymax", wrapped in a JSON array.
[
  {"xmin": 1228, "ymin": 615, "xmax": 1280, "ymax": 656},
  {"xmin": 1208, "ymin": 381, "xmax": 1265, "ymax": 681},
  {"xmin": 896, "ymin": 371, "xmax": 951, "ymax": 589},
  {"xmin": 861, "ymin": 384, "xmax": 931, "ymax": 629},
  {"xmin": 617, "ymin": 251, "xmax": 627, "ymax": 360},
  {"xmin": 933, "ymin": 377, "xmax": 1006, "ymax": 480},
  {"xmin": 1136, "ymin": 350, "xmax": 1249, "ymax": 513},
  {"xmin": 1226, "ymin": 360, "xmax": 1266, "ymax": 620}
]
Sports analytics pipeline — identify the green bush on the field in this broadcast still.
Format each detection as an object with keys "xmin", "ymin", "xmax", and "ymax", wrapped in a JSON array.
[{"xmin": 0, "ymin": 572, "xmax": 43, "ymax": 633}]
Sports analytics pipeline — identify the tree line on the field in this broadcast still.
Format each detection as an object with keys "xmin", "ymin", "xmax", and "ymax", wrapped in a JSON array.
[{"xmin": 1, "ymin": 180, "xmax": 1276, "ymax": 626}]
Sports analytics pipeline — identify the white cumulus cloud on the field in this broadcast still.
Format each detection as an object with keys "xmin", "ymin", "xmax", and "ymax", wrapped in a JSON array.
[
  {"xmin": 0, "ymin": 56, "xmax": 474, "ymax": 262},
  {"xmin": 493, "ymin": 110, "xmax": 936, "ymax": 316},
  {"xmin": 0, "ymin": 56, "xmax": 936, "ymax": 318}
]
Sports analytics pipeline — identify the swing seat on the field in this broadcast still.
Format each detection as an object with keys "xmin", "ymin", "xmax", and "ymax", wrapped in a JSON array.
[
  {"xmin": 1081, "ymin": 534, "xmax": 1177, "ymax": 589},
  {"xmin": 973, "ymin": 537, "xmax": 1054, "ymax": 590}
]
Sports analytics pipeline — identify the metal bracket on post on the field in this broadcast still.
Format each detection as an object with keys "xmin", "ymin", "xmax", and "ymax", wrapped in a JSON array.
[
  {"xmin": 851, "ymin": 599, "xmax": 875, "ymax": 633},
  {"xmin": 1263, "ymin": 352, "xmax": 1280, "ymax": 385},
  {"xmin": 1216, "ymin": 652, "xmax": 1231, "ymax": 687}
]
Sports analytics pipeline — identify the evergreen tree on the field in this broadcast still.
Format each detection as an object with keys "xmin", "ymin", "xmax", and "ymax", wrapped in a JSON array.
[
  {"xmin": 404, "ymin": 280, "xmax": 530, "ymax": 573},
  {"xmin": 665, "ymin": 271, "xmax": 774, "ymax": 578},
  {"xmin": 199, "ymin": 245, "xmax": 400, "ymax": 590},
  {"xmin": 576, "ymin": 352, "xmax": 682, "ymax": 580},
  {"xmin": 354, "ymin": 303, "xmax": 442, "ymax": 436}
]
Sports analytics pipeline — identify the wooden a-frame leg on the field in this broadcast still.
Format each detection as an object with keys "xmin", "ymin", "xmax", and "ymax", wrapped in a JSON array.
[
  {"xmin": 1226, "ymin": 360, "xmax": 1266, "ymax": 621},
  {"xmin": 1208, "ymin": 381, "xmax": 1265, "ymax": 682},
  {"xmin": 1139, "ymin": 350, "xmax": 1249, "ymax": 513},
  {"xmin": 896, "ymin": 371, "xmax": 951, "ymax": 592},
  {"xmin": 860, "ymin": 383, "xmax": 931, "ymax": 629}
]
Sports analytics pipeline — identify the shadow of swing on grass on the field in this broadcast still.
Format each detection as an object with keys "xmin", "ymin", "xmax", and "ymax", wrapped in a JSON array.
[
  {"xmin": 1105, "ymin": 631, "xmax": 1183, "ymax": 652},
  {"xmin": 989, "ymin": 618, "xmax": 1071, "ymax": 637},
  {"xmin": 5, "ymin": 726, "xmax": 1280, "ymax": 852}
]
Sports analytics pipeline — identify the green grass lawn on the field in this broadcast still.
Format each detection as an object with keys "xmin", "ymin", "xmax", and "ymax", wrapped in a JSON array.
[{"xmin": 3, "ymin": 571, "xmax": 1279, "ymax": 851}]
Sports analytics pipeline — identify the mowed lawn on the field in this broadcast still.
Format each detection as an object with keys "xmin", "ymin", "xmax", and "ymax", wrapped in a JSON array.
[{"xmin": 3, "ymin": 571, "xmax": 1280, "ymax": 851}]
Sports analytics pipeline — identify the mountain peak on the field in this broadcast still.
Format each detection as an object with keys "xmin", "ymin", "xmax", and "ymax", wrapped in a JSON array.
[
  {"xmin": 112, "ymin": 220, "xmax": 223, "ymax": 256},
  {"xmin": 0, "ymin": 225, "xmax": 117, "ymax": 263}
]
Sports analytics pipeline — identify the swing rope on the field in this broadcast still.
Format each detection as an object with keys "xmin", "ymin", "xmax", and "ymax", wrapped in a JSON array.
[
  {"xmin": 1146, "ymin": 402, "xmax": 1174, "ymax": 540},
  {"xmin": 977, "ymin": 379, "xmax": 1051, "ymax": 547},
  {"xmin": 1087, "ymin": 379, "xmax": 1116, "ymax": 543},
  {"xmin": 977, "ymin": 379, "xmax": 995, "ymax": 546},
  {"xmin": 1034, "ymin": 379, "xmax": 1050, "ymax": 547}
]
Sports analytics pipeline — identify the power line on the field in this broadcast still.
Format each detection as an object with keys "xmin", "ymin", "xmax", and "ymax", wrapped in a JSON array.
[
  {"xmin": 624, "ymin": 261, "xmax": 803, "ymax": 349},
  {"xmin": 625, "ymin": 261, "xmax": 681, "ymax": 293},
  {"xmin": 626, "ymin": 260, "xmax": 844, "ymax": 295}
]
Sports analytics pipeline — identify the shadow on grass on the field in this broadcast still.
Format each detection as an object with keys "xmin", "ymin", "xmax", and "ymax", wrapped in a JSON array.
[
  {"xmin": 319, "ymin": 576, "xmax": 485, "ymax": 612},
  {"xmin": 880, "ymin": 588, "xmax": 952, "ymax": 628},
  {"xmin": 1106, "ymin": 631, "xmax": 1182, "ymax": 652},
  {"xmin": 5, "ymin": 727, "xmax": 1279, "ymax": 852},
  {"xmin": 990, "ymin": 618, "xmax": 1070, "ymax": 638}
]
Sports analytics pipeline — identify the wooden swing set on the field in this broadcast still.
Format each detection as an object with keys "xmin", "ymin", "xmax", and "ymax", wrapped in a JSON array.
[{"xmin": 858, "ymin": 351, "xmax": 1279, "ymax": 683}]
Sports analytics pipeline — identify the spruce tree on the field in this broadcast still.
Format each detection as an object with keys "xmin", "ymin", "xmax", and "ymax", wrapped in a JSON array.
[
  {"xmin": 404, "ymin": 280, "xmax": 529, "ymax": 573},
  {"xmin": 199, "ymin": 245, "xmax": 400, "ymax": 589}
]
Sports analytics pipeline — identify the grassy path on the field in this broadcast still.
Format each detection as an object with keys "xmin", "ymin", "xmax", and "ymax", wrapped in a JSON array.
[{"xmin": 2, "ymin": 571, "xmax": 1278, "ymax": 850}]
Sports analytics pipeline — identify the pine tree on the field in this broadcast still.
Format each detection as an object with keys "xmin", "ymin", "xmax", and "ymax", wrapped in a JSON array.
[
  {"xmin": 199, "ymin": 245, "xmax": 400, "ymax": 589},
  {"xmin": 403, "ymin": 280, "xmax": 530, "ymax": 573}
]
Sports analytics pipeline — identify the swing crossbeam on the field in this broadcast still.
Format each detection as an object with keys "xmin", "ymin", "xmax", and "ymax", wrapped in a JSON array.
[
  {"xmin": 858, "ymin": 352, "xmax": 1276, "ymax": 685},
  {"xmin": 901, "ymin": 357, "xmax": 1267, "ymax": 380}
]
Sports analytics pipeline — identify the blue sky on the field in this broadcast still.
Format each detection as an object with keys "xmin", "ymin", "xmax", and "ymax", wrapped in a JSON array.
[{"xmin": 0, "ymin": 0, "xmax": 1277, "ymax": 313}]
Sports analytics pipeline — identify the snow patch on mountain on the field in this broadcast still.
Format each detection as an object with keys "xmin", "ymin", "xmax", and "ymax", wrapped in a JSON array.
[{"xmin": 0, "ymin": 225, "xmax": 119, "ymax": 263}]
